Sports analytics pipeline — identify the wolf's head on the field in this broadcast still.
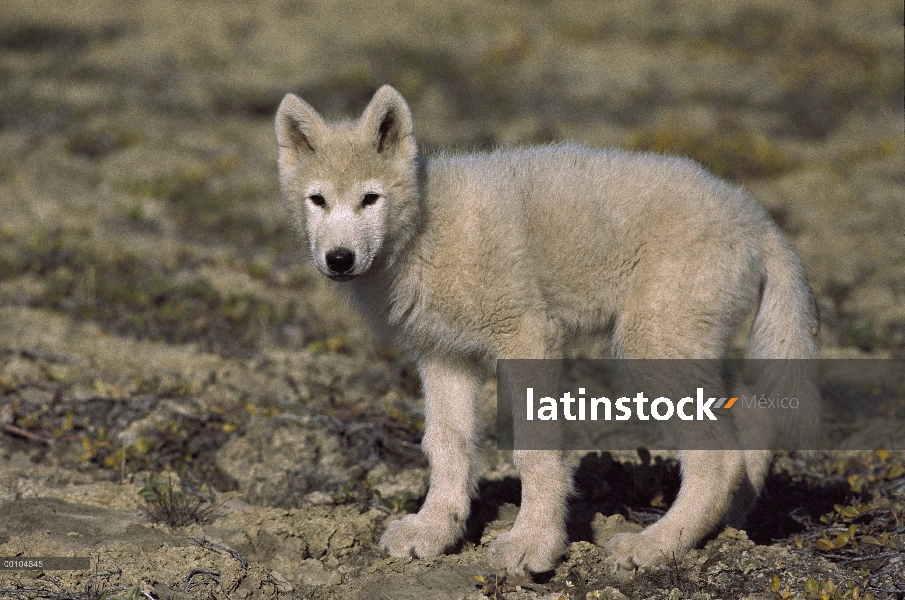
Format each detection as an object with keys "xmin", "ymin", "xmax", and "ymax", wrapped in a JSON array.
[{"xmin": 276, "ymin": 85, "xmax": 420, "ymax": 281}]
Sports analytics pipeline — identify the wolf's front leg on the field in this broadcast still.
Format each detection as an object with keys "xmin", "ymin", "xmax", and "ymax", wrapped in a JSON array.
[
  {"xmin": 484, "ymin": 320, "xmax": 571, "ymax": 573},
  {"xmin": 379, "ymin": 356, "xmax": 481, "ymax": 559}
]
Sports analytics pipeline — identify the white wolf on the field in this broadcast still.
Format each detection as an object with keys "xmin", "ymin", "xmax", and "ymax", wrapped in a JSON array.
[{"xmin": 275, "ymin": 85, "xmax": 819, "ymax": 573}]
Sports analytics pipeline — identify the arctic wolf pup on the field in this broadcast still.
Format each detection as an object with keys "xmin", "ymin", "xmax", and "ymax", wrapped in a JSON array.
[{"xmin": 275, "ymin": 85, "xmax": 819, "ymax": 573}]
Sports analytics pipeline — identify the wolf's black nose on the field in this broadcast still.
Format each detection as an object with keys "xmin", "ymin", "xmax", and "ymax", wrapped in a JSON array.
[{"xmin": 326, "ymin": 248, "xmax": 356, "ymax": 273}]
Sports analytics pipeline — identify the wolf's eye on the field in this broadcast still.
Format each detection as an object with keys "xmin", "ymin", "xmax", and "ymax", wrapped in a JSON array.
[
  {"xmin": 361, "ymin": 192, "xmax": 380, "ymax": 207},
  {"xmin": 309, "ymin": 194, "xmax": 326, "ymax": 207}
]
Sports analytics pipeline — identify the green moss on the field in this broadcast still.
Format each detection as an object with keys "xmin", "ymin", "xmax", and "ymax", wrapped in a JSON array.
[
  {"xmin": 627, "ymin": 125, "xmax": 790, "ymax": 180},
  {"xmin": 115, "ymin": 201, "xmax": 164, "ymax": 233},
  {"xmin": 844, "ymin": 320, "xmax": 880, "ymax": 352},
  {"xmin": 65, "ymin": 126, "xmax": 143, "ymax": 159},
  {"xmin": 117, "ymin": 166, "xmax": 212, "ymax": 209}
]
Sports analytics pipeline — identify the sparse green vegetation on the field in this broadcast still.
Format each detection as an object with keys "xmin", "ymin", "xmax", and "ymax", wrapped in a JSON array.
[
  {"xmin": 0, "ymin": 21, "xmax": 126, "ymax": 53},
  {"xmin": 0, "ymin": 228, "xmax": 326, "ymax": 354},
  {"xmin": 115, "ymin": 163, "xmax": 288, "ymax": 248},
  {"xmin": 66, "ymin": 127, "xmax": 143, "ymax": 159},
  {"xmin": 138, "ymin": 473, "xmax": 219, "ymax": 527},
  {"xmin": 845, "ymin": 320, "xmax": 881, "ymax": 352}
]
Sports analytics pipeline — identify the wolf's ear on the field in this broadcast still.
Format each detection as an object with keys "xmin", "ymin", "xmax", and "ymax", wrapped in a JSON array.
[
  {"xmin": 276, "ymin": 93, "xmax": 325, "ymax": 169},
  {"xmin": 359, "ymin": 85, "xmax": 416, "ymax": 160}
]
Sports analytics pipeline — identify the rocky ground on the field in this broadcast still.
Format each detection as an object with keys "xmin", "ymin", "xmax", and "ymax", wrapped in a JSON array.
[{"xmin": 0, "ymin": 0, "xmax": 903, "ymax": 598}]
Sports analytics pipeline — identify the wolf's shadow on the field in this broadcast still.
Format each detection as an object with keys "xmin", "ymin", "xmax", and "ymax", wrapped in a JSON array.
[{"xmin": 460, "ymin": 451, "xmax": 853, "ymax": 552}]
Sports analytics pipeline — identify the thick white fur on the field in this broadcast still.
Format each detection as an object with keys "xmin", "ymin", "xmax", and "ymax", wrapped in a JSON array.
[{"xmin": 275, "ymin": 85, "xmax": 819, "ymax": 573}]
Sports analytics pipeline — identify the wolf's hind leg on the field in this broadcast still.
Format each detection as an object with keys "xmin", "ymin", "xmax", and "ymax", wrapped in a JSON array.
[
  {"xmin": 604, "ymin": 363, "xmax": 746, "ymax": 568},
  {"xmin": 379, "ymin": 355, "xmax": 480, "ymax": 558},
  {"xmin": 486, "ymin": 449, "xmax": 571, "ymax": 574},
  {"xmin": 721, "ymin": 449, "xmax": 773, "ymax": 528},
  {"xmin": 605, "ymin": 449, "xmax": 746, "ymax": 568}
]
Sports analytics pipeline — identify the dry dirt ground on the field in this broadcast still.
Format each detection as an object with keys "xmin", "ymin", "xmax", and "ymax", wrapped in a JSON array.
[{"xmin": 0, "ymin": 1, "xmax": 903, "ymax": 598}]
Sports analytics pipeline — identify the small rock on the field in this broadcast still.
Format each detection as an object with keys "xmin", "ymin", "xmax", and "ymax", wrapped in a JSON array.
[
  {"xmin": 590, "ymin": 513, "xmax": 643, "ymax": 547},
  {"xmin": 268, "ymin": 571, "xmax": 294, "ymax": 593},
  {"xmin": 293, "ymin": 558, "xmax": 330, "ymax": 586}
]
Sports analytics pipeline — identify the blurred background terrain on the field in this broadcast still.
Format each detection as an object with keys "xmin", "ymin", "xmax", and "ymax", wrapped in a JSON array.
[{"xmin": 0, "ymin": 1, "xmax": 902, "ymax": 598}]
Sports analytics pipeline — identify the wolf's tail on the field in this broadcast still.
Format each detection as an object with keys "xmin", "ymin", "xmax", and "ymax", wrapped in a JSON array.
[{"xmin": 745, "ymin": 226, "xmax": 821, "ymax": 449}]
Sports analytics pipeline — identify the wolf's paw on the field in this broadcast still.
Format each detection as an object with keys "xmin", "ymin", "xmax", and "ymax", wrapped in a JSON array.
[
  {"xmin": 486, "ymin": 526, "xmax": 566, "ymax": 575},
  {"xmin": 604, "ymin": 531, "xmax": 681, "ymax": 570},
  {"xmin": 379, "ymin": 513, "xmax": 460, "ymax": 559}
]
